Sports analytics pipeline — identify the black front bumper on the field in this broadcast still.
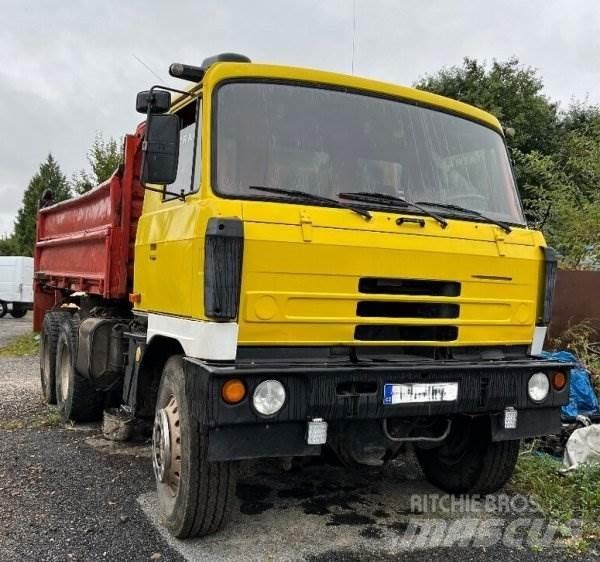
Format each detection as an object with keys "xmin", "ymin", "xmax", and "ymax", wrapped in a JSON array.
[{"xmin": 183, "ymin": 356, "xmax": 571, "ymax": 461}]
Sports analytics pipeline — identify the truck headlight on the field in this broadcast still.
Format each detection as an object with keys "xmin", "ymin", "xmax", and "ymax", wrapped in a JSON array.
[
  {"xmin": 253, "ymin": 380, "xmax": 286, "ymax": 416},
  {"xmin": 528, "ymin": 372, "xmax": 550, "ymax": 402}
]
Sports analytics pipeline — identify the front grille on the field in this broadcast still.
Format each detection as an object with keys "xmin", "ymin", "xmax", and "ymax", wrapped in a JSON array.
[
  {"xmin": 354, "ymin": 325, "xmax": 459, "ymax": 342},
  {"xmin": 355, "ymin": 277, "xmax": 461, "ymax": 343},
  {"xmin": 357, "ymin": 301, "xmax": 459, "ymax": 319},
  {"xmin": 359, "ymin": 277, "xmax": 461, "ymax": 297}
]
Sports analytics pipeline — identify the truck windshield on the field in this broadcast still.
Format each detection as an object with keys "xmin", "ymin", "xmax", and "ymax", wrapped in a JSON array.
[{"xmin": 214, "ymin": 82, "xmax": 525, "ymax": 225}]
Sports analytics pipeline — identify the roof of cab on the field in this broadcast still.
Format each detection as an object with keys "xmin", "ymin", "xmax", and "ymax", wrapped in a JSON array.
[{"xmin": 175, "ymin": 60, "xmax": 503, "ymax": 133}]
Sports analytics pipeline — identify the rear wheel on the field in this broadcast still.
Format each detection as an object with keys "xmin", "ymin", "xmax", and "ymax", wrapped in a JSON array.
[
  {"xmin": 40, "ymin": 311, "xmax": 68, "ymax": 404},
  {"xmin": 55, "ymin": 315, "xmax": 104, "ymax": 422},
  {"xmin": 415, "ymin": 416, "xmax": 520, "ymax": 495},
  {"xmin": 10, "ymin": 304, "xmax": 27, "ymax": 318},
  {"xmin": 153, "ymin": 355, "xmax": 236, "ymax": 538},
  {"xmin": 0, "ymin": 301, "xmax": 7, "ymax": 318}
]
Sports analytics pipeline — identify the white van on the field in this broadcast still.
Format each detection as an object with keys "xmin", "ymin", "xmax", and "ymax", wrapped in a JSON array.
[{"xmin": 0, "ymin": 256, "xmax": 33, "ymax": 318}]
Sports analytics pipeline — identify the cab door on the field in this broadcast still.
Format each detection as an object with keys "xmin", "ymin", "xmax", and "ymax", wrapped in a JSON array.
[{"xmin": 134, "ymin": 98, "xmax": 203, "ymax": 317}]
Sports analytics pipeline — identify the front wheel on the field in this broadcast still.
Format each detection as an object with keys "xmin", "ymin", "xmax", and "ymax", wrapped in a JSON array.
[
  {"xmin": 0, "ymin": 301, "xmax": 7, "ymax": 318},
  {"xmin": 153, "ymin": 355, "xmax": 236, "ymax": 538},
  {"xmin": 415, "ymin": 416, "xmax": 520, "ymax": 495}
]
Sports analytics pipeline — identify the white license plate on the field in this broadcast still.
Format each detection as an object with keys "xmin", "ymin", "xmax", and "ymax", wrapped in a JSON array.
[{"xmin": 383, "ymin": 382, "xmax": 459, "ymax": 405}]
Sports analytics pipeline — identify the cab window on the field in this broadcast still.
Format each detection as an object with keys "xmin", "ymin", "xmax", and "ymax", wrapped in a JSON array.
[{"xmin": 165, "ymin": 99, "xmax": 202, "ymax": 199}]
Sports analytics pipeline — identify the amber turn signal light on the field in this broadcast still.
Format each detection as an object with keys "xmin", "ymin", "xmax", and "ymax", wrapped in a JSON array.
[
  {"xmin": 221, "ymin": 379, "xmax": 246, "ymax": 404},
  {"xmin": 552, "ymin": 371, "xmax": 567, "ymax": 391}
]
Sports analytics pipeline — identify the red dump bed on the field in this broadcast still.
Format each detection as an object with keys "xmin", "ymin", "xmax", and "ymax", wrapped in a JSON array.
[{"xmin": 33, "ymin": 130, "xmax": 144, "ymax": 329}]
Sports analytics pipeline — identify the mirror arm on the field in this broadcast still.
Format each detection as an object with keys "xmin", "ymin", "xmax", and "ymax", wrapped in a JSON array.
[
  {"xmin": 140, "ymin": 85, "xmax": 199, "ymax": 201},
  {"xmin": 140, "ymin": 183, "xmax": 186, "ymax": 202}
]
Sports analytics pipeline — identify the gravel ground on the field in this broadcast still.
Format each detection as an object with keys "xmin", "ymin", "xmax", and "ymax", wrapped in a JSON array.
[
  {"xmin": 0, "ymin": 311, "xmax": 33, "ymax": 347},
  {"xmin": 0, "ymin": 355, "xmax": 47, "ymax": 425},
  {"xmin": 0, "ymin": 317, "xmax": 598, "ymax": 561}
]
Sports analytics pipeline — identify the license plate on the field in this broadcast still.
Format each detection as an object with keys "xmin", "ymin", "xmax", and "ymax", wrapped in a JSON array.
[{"xmin": 383, "ymin": 382, "xmax": 459, "ymax": 405}]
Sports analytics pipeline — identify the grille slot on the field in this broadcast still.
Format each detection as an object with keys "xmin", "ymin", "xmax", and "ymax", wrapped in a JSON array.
[
  {"xmin": 359, "ymin": 278, "xmax": 460, "ymax": 297},
  {"xmin": 354, "ymin": 325, "xmax": 458, "ymax": 342},
  {"xmin": 357, "ymin": 301, "xmax": 459, "ymax": 319}
]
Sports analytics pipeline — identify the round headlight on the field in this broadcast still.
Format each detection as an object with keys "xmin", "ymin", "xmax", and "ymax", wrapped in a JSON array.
[
  {"xmin": 253, "ymin": 380, "xmax": 286, "ymax": 416},
  {"xmin": 528, "ymin": 372, "xmax": 550, "ymax": 402}
]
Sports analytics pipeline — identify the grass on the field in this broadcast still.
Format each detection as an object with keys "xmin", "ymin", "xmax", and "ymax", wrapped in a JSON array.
[
  {"xmin": 0, "ymin": 408, "xmax": 62, "ymax": 431},
  {"xmin": 512, "ymin": 453, "xmax": 600, "ymax": 548},
  {"xmin": 0, "ymin": 332, "xmax": 40, "ymax": 356}
]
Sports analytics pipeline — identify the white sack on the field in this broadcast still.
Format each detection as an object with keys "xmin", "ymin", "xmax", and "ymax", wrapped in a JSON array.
[{"xmin": 563, "ymin": 423, "xmax": 600, "ymax": 471}]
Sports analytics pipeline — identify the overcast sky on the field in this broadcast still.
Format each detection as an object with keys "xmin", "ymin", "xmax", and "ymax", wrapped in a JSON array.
[{"xmin": 1, "ymin": 0, "xmax": 599, "ymax": 236}]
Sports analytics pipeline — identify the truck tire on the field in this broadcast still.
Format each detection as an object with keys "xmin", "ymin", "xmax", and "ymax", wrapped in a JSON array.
[
  {"xmin": 415, "ymin": 416, "xmax": 520, "ymax": 495},
  {"xmin": 153, "ymin": 355, "xmax": 236, "ymax": 538},
  {"xmin": 10, "ymin": 304, "xmax": 27, "ymax": 318},
  {"xmin": 0, "ymin": 301, "xmax": 7, "ymax": 318},
  {"xmin": 55, "ymin": 315, "xmax": 104, "ymax": 422},
  {"xmin": 40, "ymin": 311, "xmax": 68, "ymax": 404}
]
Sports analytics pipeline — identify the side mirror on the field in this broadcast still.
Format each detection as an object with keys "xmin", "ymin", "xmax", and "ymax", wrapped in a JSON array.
[
  {"xmin": 141, "ymin": 114, "xmax": 180, "ymax": 185},
  {"xmin": 136, "ymin": 90, "xmax": 171, "ymax": 114}
]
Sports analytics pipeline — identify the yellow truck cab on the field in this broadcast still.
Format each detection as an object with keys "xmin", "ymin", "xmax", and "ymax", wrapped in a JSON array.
[{"xmin": 36, "ymin": 53, "xmax": 569, "ymax": 539}]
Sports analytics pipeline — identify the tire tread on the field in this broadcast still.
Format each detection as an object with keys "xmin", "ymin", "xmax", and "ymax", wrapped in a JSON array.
[
  {"xmin": 158, "ymin": 356, "xmax": 236, "ymax": 538},
  {"xmin": 40, "ymin": 311, "xmax": 67, "ymax": 404},
  {"xmin": 416, "ymin": 418, "xmax": 520, "ymax": 495},
  {"xmin": 56, "ymin": 315, "xmax": 104, "ymax": 422}
]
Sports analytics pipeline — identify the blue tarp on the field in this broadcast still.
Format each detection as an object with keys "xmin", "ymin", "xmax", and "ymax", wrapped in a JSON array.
[{"xmin": 542, "ymin": 351, "xmax": 600, "ymax": 418}]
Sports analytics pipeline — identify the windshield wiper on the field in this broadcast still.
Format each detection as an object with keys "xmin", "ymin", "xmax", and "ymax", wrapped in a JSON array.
[
  {"xmin": 249, "ymin": 186, "xmax": 372, "ymax": 220},
  {"xmin": 338, "ymin": 192, "xmax": 448, "ymax": 229},
  {"xmin": 414, "ymin": 201, "xmax": 512, "ymax": 233}
]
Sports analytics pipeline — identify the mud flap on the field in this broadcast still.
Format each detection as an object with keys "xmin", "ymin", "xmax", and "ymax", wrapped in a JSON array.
[{"xmin": 491, "ymin": 408, "xmax": 561, "ymax": 441}]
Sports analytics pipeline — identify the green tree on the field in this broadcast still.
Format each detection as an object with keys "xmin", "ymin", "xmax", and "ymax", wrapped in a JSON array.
[
  {"xmin": 13, "ymin": 154, "xmax": 71, "ymax": 256},
  {"xmin": 72, "ymin": 134, "xmax": 121, "ymax": 194},
  {"xmin": 0, "ymin": 235, "xmax": 18, "ymax": 256},
  {"xmin": 517, "ymin": 105, "xmax": 600, "ymax": 268}
]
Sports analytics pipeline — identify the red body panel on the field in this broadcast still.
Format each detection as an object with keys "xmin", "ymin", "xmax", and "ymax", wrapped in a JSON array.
[{"xmin": 33, "ymin": 128, "xmax": 145, "ymax": 330}]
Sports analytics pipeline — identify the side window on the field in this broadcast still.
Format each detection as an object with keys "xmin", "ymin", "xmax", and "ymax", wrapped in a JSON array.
[{"xmin": 166, "ymin": 98, "xmax": 202, "ymax": 199}]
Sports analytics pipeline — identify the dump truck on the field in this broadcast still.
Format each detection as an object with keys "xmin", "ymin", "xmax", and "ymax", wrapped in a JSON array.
[
  {"xmin": 0, "ymin": 256, "xmax": 33, "ymax": 318},
  {"xmin": 35, "ymin": 53, "xmax": 570, "ymax": 538}
]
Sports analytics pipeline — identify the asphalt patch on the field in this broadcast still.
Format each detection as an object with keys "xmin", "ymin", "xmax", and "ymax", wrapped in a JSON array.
[
  {"xmin": 277, "ymin": 486, "xmax": 316, "ymax": 499},
  {"xmin": 239, "ymin": 501, "xmax": 274, "ymax": 515},
  {"xmin": 360, "ymin": 526, "xmax": 384, "ymax": 539},
  {"xmin": 235, "ymin": 482, "xmax": 272, "ymax": 502},
  {"xmin": 385, "ymin": 520, "xmax": 411, "ymax": 535},
  {"xmin": 327, "ymin": 513, "xmax": 376, "ymax": 526}
]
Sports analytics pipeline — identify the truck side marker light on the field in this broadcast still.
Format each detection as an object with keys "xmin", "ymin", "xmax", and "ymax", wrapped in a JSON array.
[
  {"xmin": 222, "ymin": 379, "xmax": 246, "ymax": 404},
  {"xmin": 129, "ymin": 292, "xmax": 141, "ymax": 304},
  {"xmin": 552, "ymin": 371, "xmax": 567, "ymax": 391},
  {"xmin": 307, "ymin": 418, "xmax": 328, "ymax": 445},
  {"xmin": 504, "ymin": 407, "xmax": 518, "ymax": 430}
]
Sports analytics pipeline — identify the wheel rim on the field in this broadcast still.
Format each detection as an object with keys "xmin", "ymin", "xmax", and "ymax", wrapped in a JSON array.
[
  {"xmin": 152, "ymin": 395, "xmax": 182, "ymax": 497},
  {"xmin": 58, "ymin": 341, "xmax": 71, "ymax": 403}
]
